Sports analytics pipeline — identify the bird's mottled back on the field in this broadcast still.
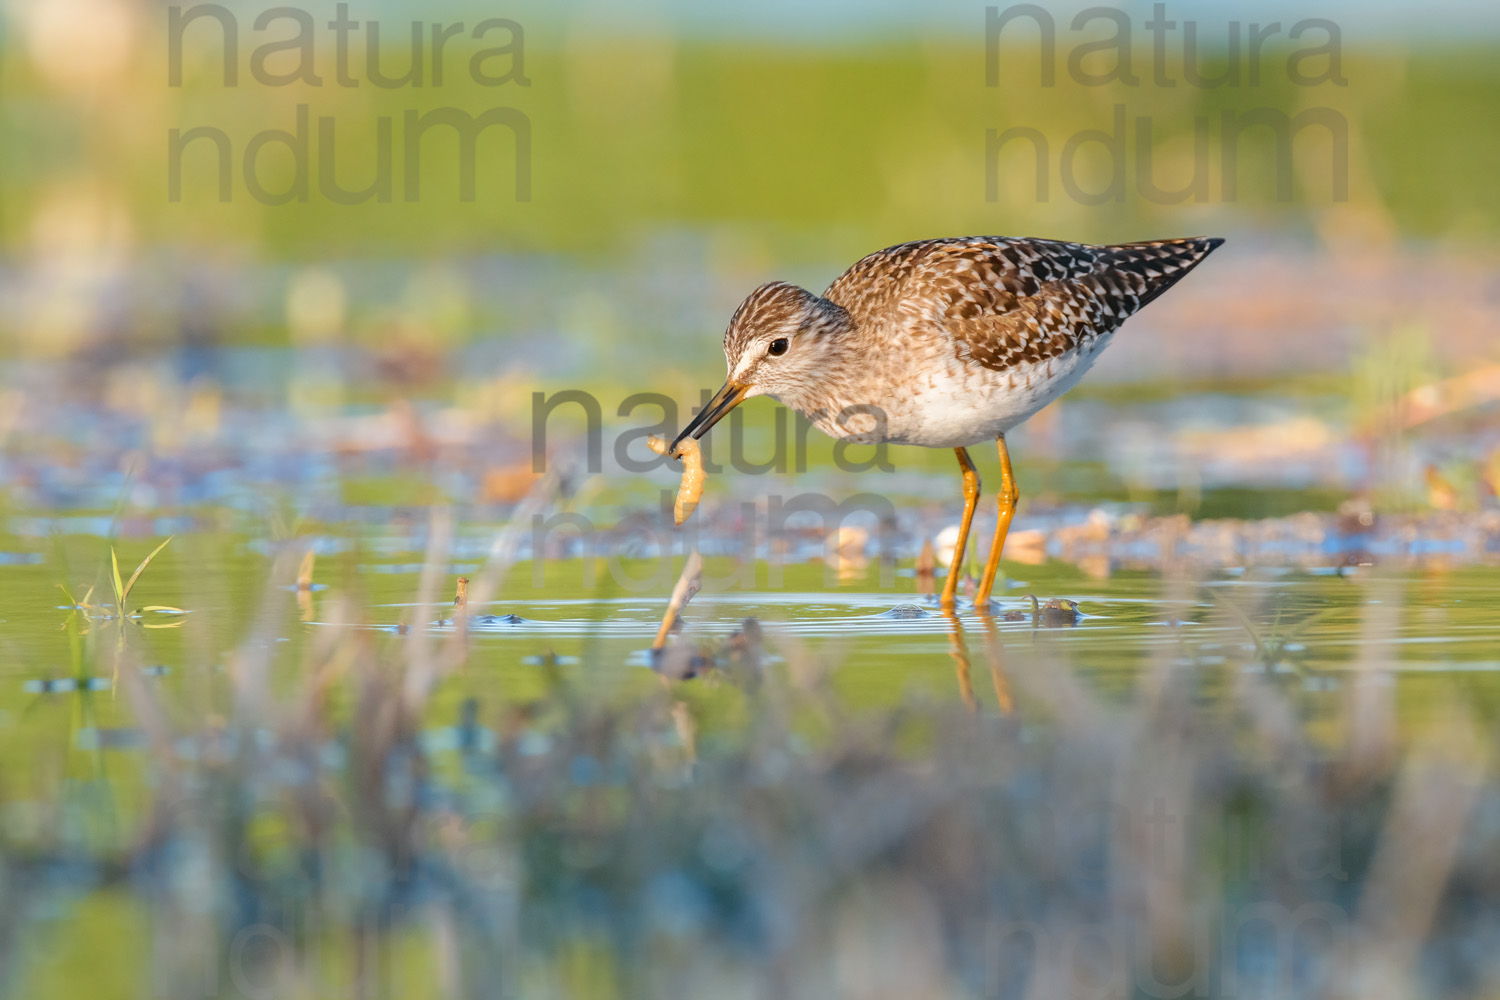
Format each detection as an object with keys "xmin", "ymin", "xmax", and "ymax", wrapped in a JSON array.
[{"xmin": 823, "ymin": 235, "xmax": 1222, "ymax": 373}]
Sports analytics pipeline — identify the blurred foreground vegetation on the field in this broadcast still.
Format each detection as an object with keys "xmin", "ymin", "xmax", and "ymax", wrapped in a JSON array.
[{"xmin": 3, "ymin": 537, "xmax": 1500, "ymax": 999}]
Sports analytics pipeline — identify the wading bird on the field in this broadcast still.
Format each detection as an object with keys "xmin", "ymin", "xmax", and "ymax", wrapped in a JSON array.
[{"xmin": 671, "ymin": 235, "xmax": 1223, "ymax": 608}]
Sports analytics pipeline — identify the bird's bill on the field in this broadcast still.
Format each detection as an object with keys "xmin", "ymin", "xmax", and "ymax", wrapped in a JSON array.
[{"xmin": 670, "ymin": 380, "xmax": 748, "ymax": 455}]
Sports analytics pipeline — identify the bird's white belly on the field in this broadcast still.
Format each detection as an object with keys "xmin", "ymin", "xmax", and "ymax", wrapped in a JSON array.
[{"xmin": 891, "ymin": 336, "xmax": 1112, "ymax": 448}]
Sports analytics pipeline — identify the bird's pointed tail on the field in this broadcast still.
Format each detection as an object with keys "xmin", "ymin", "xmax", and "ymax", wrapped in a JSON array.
[{"xmin": 1096, "ymin": 236, "xmax": 1224, "ymax": 309}]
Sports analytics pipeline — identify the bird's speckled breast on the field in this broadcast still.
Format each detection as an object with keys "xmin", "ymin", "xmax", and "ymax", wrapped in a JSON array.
[
  {"xmin": 891, "ymin": 333, "xmax": 1114, "ymax": 447},
  {"xmin": 779, "ymin": 327, "xmax": 1114, "ymax": 449}
]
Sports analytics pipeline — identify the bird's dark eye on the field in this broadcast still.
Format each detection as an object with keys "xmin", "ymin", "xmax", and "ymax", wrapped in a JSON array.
[{"xmin": 768, "ymin": 338, "xmax": 789, "ymax": 357}]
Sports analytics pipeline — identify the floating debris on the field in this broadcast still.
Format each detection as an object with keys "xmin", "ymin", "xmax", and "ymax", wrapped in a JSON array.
[
  {"xmin": 430, "ymin": 579, "xmax": 526, "ymax": 628},
  {"xmin": 472, "ymin": 613, "xmax": 525, "ymax": 627},
  {"xmin": 1029, "ymin": 595, "xmax": 1083, "ymax": 627},
  {"xmin": 878, "ymin": 603, "xmax": 931, "ymax": 620}
]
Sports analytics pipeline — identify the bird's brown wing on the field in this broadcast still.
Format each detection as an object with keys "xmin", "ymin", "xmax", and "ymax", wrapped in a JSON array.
[{"xmin": 823, "ymin": 236, "xmax": 1222, "ymax": 373}]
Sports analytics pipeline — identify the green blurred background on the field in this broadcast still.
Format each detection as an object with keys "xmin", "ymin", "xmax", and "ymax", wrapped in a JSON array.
[
  {"xmin": 1, "ymin": 0, "xmax": 1495, "ymax": 376},
  {"xmin": 2, "ymin": 0, "xmax": 1498, "ymax": 517}
]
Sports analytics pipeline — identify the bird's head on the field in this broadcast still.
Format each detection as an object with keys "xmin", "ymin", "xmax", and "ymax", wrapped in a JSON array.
[{"xmin": 670, "ymin": 281, "xmax": 851, "ymax": 453}]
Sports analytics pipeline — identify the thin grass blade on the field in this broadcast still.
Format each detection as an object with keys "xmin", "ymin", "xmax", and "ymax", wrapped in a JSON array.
[
  {"xmin": 110, "ymin": 549, "xmax": 125, "ymax": 607},
  {"xmin": 122, "ymin": 537, "xmax": 174, "ymax": 606}
]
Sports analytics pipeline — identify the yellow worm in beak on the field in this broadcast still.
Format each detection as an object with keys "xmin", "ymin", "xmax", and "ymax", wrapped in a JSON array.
[{"xmin": 648, "ymin": 435, "xmax": 706, "ymax": 525}]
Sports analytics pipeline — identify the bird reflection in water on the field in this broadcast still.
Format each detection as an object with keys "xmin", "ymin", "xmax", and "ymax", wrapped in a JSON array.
[{"xmin": 942, "ymin": 596, "xmax": 1083, "ymax": 711}]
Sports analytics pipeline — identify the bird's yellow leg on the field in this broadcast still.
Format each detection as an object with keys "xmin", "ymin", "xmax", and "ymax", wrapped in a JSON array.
[
  {"xmin": 974, "ymin": 433, "xmax": 1020, "ymax": 608},
  {"xmin": 940, "ymin": 447, "xmax": 980, "ymax": 608}
]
